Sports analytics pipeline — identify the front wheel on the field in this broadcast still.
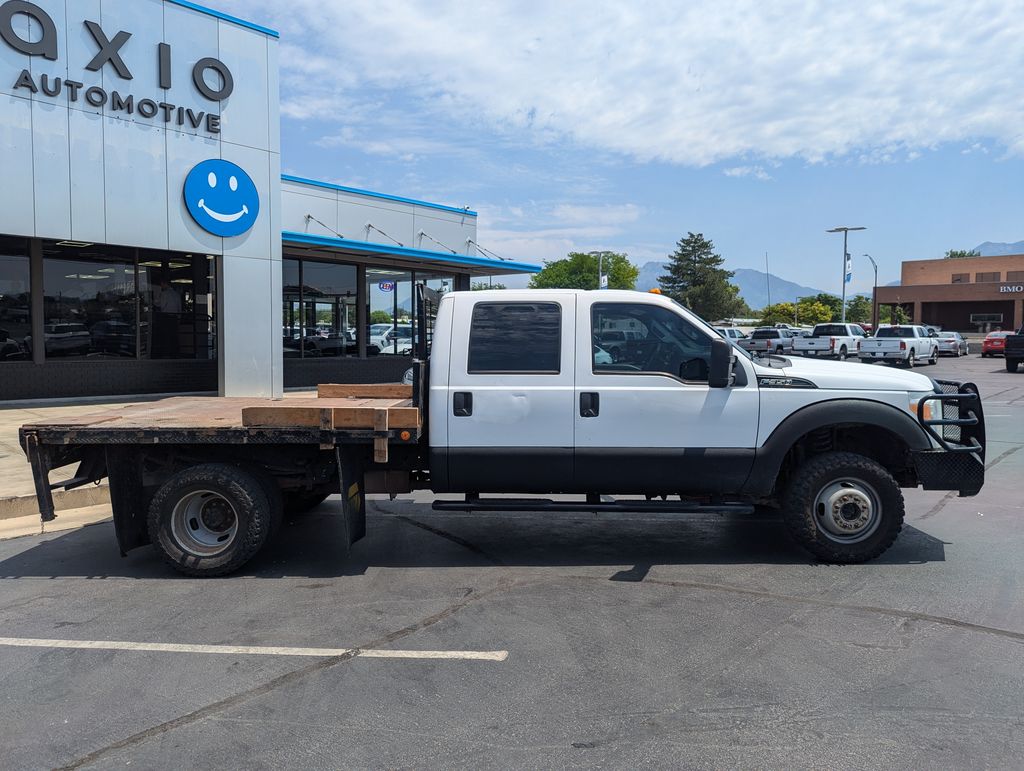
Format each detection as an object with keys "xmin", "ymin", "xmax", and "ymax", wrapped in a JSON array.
[
  {"xmin": 782, "ymin": 451, "xmax": 904, "ymax": 563},
  {"xmin": 148, "ymin": 463, "xmax": 273, "ymax": 576},
  {"xmin": 928, "ymin": 347, "xmax": 938, "ymax": 365}
]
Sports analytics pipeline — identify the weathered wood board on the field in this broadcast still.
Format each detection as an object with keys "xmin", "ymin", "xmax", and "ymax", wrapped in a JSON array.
[{"xmin": 317, "ymin": 383, "xmax": 413, "ymax": 400}]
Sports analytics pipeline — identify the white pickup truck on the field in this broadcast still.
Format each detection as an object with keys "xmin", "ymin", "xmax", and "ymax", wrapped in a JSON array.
[
  {"xmin": 858, "ymin": 325, "xmax": 939, "ymax": 367},
  {"xmin": 737, "ymin": 327, "xmax": 798, "ymax": 355},
  {"xmin": 21, "ymin": 289, "xmax": 987, "ymax": 574},
  {"xmin": 793, "ymin": 323, "xmax": 868, "ymax": 360}
]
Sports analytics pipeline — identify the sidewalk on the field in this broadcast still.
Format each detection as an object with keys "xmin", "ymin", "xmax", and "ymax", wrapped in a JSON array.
[{"xmin": 0, "ymin": 397, "xmax": 153, "ymax": 520}]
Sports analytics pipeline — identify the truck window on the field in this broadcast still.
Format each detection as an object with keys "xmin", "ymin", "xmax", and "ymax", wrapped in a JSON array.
[
  {"xmin": 592, "ymin": 303, "xmax": 712, "ymax": 382},
  {"xmin": 467, "ymin": 302, "xmax": 561, "ymax": 373}
]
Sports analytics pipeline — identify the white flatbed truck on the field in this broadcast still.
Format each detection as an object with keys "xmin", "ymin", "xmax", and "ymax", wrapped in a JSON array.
[{"xmin": 21, "ymin": 290, "xmax": 986, "ymax": 575}]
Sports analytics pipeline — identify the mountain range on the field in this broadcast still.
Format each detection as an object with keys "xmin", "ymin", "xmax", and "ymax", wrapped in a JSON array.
[
  {"xmin": 974, "ymin": 240, "xmax": 1024, "ymax": 256},
  {"xmin": 634, "ymin": 239, "xmax": 1021, "ymax": 310},
  {"xmin": 635, "ymin": 262, "xmax": 829, "ymax": 310}
]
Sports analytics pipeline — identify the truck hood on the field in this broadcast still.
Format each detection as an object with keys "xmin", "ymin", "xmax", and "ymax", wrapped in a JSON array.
[{"xmin": 751, "ymin": 355, "xmax": 935, "ymax": 392}]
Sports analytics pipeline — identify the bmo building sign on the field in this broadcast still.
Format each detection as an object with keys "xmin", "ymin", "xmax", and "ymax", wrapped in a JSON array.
[{"xmin": 0, "ymin": 0, "xmax": 282, "ymax": 396}]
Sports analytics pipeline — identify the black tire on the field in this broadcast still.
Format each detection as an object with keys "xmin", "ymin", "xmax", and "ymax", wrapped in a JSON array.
[
  {"xmin": 1006, "ymin": 358, "xmax": 1020, "ymax": 373},
  {"xmin": 838, "ymin": 345, "xmax": 848, "ymax": 361},
  {"xmin": 905, "ymin": 350, "xmax": 916, "ymax": 368},
  {"xmin": 776, "ymin": 345, "xmax": 784, "ymax": 354},
  {"xmin": 928, "ymin": 348, "xmax": 938, "ymax": 365},
  {"xmin": 782, "ymin": 451, "xmax": 904, "ymax": 563},
  {"xmin": 147, "ymin": 463, "xmax": 272, "ymax": 577},
  {"xmin": 284, "ymin": 491, "xmax": 331, "ymax": 515}
]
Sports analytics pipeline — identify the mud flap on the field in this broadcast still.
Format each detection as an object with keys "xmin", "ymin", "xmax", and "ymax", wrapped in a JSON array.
[
  {"xmin": 335, "ymin": 448, "xmax": 366, "ymax": 547},
  {"xmin": 106, "ymin": 447, "xmax": 149, "ymax": 555}
]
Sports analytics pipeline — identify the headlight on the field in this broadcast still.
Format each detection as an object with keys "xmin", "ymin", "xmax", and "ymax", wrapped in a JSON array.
[{"xmin": 909, "ymin": 393, "xmax": 933, "ymax": 421}]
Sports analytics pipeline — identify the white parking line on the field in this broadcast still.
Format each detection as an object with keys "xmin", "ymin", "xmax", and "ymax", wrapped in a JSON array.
[{"xmin": 0, "ymin": 637, "xmax": 507, "ymax": 662}]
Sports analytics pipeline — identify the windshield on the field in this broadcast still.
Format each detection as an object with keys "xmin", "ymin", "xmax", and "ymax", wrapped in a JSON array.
[
  {"xmin": 751, "ymin": 330, "xmax": 777, "ymax": 339},
  {"xmin": 876, "ymin": 326, "xmax": 915, "ymax": 338}
]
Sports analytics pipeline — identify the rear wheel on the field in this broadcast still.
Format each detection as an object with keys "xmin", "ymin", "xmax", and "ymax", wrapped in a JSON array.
[
  {"xmin": 148, "ymin": 463, "xmax": 272, "ymax": 577},
  {"xmin": 776, "ymin": 345, "xmax": 784, "ymax": 354},
  {"xmin": 1007, "ymin": 358, "xmax": 1021, "ymax": 373},
  {"xmin": 782, "ymin": 451, "xmax": 904, "ymax": 563},
  {"xmin": 905, "ymin": 350, "xmax": 916, "ymax": 368},
  {"xmin": 838, "ymin": 345, "xmax": 848, "ymax": 361}
]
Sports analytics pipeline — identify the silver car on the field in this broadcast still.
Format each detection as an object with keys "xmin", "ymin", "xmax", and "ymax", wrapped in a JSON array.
[{"xmin": 936, "ymin": 331, "xmax": 969, "ymax": 357}]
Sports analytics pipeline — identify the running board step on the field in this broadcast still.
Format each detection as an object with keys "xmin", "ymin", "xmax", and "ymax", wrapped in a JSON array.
[{"xmin": 432, "ymin": 498, "xmax": 755, "ymax": 515}]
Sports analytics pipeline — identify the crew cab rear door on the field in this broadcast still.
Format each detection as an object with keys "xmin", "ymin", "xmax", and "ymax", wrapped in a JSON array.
[
  {"xmin": 444, "ymin": 293, "xmax": 577, "ymax": 491},
  {"xmin": 574, "ymin": 295, "xmax": 759, "ymax": 494}
]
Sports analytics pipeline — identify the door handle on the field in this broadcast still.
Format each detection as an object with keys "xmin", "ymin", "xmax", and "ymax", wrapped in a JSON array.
[
  {"xmin": 580, "ymin": 392, "xmax": 600, "ymax": 418},
  {"xmin": 453, "ymin": 392, "xmax": 473, "ymax": 417}
]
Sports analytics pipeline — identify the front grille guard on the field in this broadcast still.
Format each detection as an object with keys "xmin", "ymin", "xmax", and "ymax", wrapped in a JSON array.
[{"xmin": 916, "ymin": 380, "xmax": 986, "ymax": 460}]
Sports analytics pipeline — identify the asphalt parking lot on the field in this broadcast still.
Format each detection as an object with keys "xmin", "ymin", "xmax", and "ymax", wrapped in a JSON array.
[{"xmin": 1, "ymin": 354, "xmax": 1022, "ymax": 769}]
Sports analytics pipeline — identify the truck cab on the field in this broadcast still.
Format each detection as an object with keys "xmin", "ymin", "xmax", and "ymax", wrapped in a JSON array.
[{"xmin": 426, "ymin": 290, "xmax": 985, "ymax": 562}]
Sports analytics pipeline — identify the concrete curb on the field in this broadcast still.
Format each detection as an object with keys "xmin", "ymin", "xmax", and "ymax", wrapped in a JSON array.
[{"xmin": 0, "ymin": 485, "xmax": 110, "ymax": 521}]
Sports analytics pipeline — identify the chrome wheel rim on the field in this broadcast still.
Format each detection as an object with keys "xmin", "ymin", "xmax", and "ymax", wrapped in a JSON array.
[
  {"xmin": 170, "ymin": 490, "xmax": 239, "ymax": 557},
  {"xmin": 813, "ymin": 478, "xmax": 882, "ymax": 544}
]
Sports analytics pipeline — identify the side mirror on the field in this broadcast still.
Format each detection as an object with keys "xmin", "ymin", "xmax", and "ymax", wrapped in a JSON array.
[{"xmin": 708, "ymin": 337, "xmax": 734, "ymax": 388}]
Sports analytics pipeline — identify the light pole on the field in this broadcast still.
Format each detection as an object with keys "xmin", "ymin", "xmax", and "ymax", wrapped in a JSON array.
[
  {"xmin": 826, "ymin": 226, "xmax": 866, "ymax": 323},
  {"xmin": 863, "ymin": 253, "xmax": 878, "ymax": 331}
]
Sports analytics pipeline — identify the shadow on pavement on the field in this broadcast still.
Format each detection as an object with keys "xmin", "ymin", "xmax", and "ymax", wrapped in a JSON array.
[{"xmin": 0, "ymin": 499, "xmax": 947, "ymax": 579}]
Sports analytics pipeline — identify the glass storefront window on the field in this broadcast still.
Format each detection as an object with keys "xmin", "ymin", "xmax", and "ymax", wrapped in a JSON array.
[
  {"xmin": 0, "ymin": 236, "xmax": 31, "ymax": 362},
  {"xmin": 282, "ymin": 257, "xmax": 360, "ymax": 359},
  {"xmin": 282, "ymin": 258, "xmax": 304, "ymax": 358},
  {"xmin": 41, "ymin": 242, "xmax": 136, "ymax": 359},
  {"xmin": 367, "ymin": 268, "xmax": 413, "ymax": 356},
  {"xmin": 302, "ymin": 260, "xmax": 358, "ymax": 358},
  {"xmin": 138, "ymin": 251, "xmax": 217, "ymax": 360}
]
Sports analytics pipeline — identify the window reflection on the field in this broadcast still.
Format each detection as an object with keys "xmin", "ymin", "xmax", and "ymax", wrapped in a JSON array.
[
  {"xmin": 367, "ymin": 268, "xmax": 413, "ymax": 356},
  {"xmin": 41, "ymin": 243, "xmax": 136, "ymax": 359},
  {"xmin": 138, "ymin": 252, "xmax": 216, "ymax": 360},
  {"xmin": 0, "ymin": 237, "xmax": 31, "ymax": 362}
]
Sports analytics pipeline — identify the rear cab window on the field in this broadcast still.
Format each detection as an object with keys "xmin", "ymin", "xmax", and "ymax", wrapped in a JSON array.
[{"xmin": 467, "ymin": 302, "xmax": 561, "ymax": 373}]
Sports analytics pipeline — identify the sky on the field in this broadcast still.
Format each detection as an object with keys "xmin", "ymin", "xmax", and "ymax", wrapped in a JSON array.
[{"xmin": 222, "ymin": 0, "xmax": 1024, "ymax": 295}]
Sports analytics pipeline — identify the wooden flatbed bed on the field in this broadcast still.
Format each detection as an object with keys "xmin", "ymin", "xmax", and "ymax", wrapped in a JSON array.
[{"xmin": 18, "ymin": 384, "xmax": 427, "ymax": 563}]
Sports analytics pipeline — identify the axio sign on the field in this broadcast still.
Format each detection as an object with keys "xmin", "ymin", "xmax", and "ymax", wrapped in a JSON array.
[
  {"xmin": 184, "ymin": 160, "xmax": 260, "ymax": 238},
  {"xmin": 0, "ymin": 0, "xmax": 232, "ymax": 134}
]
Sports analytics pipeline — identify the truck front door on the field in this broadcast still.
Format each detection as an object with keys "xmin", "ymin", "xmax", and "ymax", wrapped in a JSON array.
[
  {"xmin": 443, "ymin": 294, "xmax": 577, "ymax": 492},
  {"xmin": 574, "ymin": 298, "xmax": 760, "ymax": 494}
]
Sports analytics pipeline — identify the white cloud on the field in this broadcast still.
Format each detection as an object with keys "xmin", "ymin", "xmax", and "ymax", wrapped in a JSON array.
[
  {"xmin": 551, "ymin": 203, "xmax": 641, "ymax": 225},
  {"xmin": 226, "ymin": 0, "xmax": 1024, "ymax": 165},
  {"xmin": 723, "ymin": 166, "xmax": 772, "ymax": 181}
]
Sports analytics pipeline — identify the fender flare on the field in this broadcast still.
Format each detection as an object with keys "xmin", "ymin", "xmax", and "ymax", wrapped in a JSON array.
[{"xmin": 742, "ymin": 398, "xmax": 932, "ymax": 496}]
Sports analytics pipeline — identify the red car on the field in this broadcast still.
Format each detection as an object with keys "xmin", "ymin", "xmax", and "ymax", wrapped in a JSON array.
[{"xmin": 982, "ymin": 331, "xmax": 1010, "ymax": 357}]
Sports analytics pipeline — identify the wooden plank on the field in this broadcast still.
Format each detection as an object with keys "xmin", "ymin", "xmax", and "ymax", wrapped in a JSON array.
[
  {"xmin": 240, "ymin": 406, "xmax": 333, "ymax": 429},
  {"xmin": 318, "ymin": 383, "xmax": 412, "ymax": 400},
  {"xmin": 373, "ymin": 409, "xmax": 389, "ymax": 463},
  {"xmin": 331, "ymin": 406, "xmax": 420, "ymax": 430}
]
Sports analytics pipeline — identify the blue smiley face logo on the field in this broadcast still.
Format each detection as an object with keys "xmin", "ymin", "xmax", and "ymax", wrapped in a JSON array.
[{"xmin": 183, "ymin": 159, "xmax": 260, "ymax": 237}]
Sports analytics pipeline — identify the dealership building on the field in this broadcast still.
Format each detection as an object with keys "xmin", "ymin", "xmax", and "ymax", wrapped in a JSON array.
[
  {"xmin": 875, "ymin": 253, "xmax": 1024, "ymax": 333},
  {"xmin": 0, "ymin": 0, "xmax": 537, "ymax": 401}
]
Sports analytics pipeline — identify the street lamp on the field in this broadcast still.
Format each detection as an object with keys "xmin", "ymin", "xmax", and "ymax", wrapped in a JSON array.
[
  {"xmin": 826, "ymin": 226, "xmax": 866, "ymax": 323},
  {"xmin": 863, "ymin": 253, "xmax": 878, "ymax": 331}
]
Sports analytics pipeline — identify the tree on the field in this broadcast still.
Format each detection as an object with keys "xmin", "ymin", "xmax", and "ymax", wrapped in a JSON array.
[
  {"xmin": 369, "ymin": 310, "xmax": 392, "ymax": 324},
  {"xmin": 806, "ymin": 293, "xmax": 843, "ymax": 322},
  {"xmin": 658, "ymin": 233, "xmax": 747, "ymax": 321},
  {"xmin": 879, "ymin": 305, "xmax": 909, "ymax": 325},
  {"xmin": 795, "ymin": 299, "xmax": 833, "ymax": 326},
  {"xmin": 944, "ymin": 249, "xmax": 980, "ymax": 259},
  {"xmin": 471, "ymin": 281, "xmax": 507, "ymax": 291},
  {"xmin": 760, "ymin": 302, "xmax": 796, "ymax": 326},
  {"xmin": 529, "ymin": 251, "xmax": 638, "ymax": 290},
  {"xmin": 845, "ymin": 295, "xmax": 873, "ymax": 323}
]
